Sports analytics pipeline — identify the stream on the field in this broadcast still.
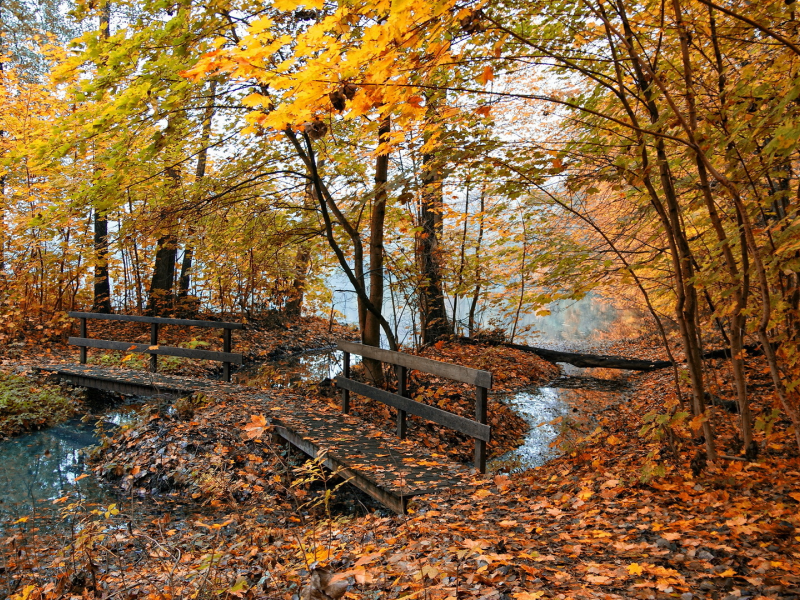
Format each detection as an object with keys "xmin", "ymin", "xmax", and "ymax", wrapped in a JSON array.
[{"xmin": 0, "ymin": 295, "xmax": 647, "ymax": 533}]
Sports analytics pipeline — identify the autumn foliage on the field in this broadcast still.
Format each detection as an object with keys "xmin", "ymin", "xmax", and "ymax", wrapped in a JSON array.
[{"xmin": 2, "ymin": 0, "xmax": 800, "ymax": 598}]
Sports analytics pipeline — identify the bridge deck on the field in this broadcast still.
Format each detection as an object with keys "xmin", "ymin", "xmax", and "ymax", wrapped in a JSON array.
[{"xmin": 37, "ymin": 364, "xmax": 471, "ymax": 513}]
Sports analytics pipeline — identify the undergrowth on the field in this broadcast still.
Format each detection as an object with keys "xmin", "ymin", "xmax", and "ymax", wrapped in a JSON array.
[{"xmin": 0, "ymin": 370, "xmax": 82, "ymax": 438}]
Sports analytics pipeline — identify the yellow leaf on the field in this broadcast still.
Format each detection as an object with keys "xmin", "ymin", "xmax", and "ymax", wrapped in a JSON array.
[
  {"xmin": 606, "ymin": 435, "xmax": 621, "ymax": 445},
  {"xmin": 242, "ymin": 92, "xmax": 267, "ymax": 108},
  {"xmin": 513, "ymin": 594, "xmax": 544, "ymax": 600},
  {"xmin": 10, "ymin": 584, "xmax": 37, "ymax": 600},
  {"xmin": 627, "ymin": 563, "xmax": 644, "ymax": 576},
  {"xmin": 718, "ymin": 569, "xmax": 736, "ymax": 577},
  {"xmin": 421, "ymin": 565, "xmax": 439, "ymax": 579},
  {"xmin": 13, "ymin": 516, "xmax": 29, "ymax": 524},
  {"xmin": 249, "ymin": 16, "xmax": 274, "ymax": 34},
  {"xmin": 472, "ymin": 489, "xmax": 492, "ymax": 499},
  {"xmin": 148, "ymin": 345, "xmax": 159, "ymax": 350},
  {"xmin": 273, "ymin": 0, "xmax": 302, "ymax": 10}
]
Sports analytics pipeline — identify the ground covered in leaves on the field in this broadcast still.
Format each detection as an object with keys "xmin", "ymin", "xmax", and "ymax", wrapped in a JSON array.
[{"xmin": 3, "ymin": 332, "xmax": 799, "ymax": 600}]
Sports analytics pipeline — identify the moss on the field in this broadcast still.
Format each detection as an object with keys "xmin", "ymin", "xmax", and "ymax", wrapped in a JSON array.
[{"xmin": 0, "ymin": 370, "xmax": 81, "ymax": 438}]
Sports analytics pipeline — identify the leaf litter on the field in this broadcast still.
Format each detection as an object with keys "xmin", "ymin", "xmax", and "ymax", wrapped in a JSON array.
[{"xmin": 1, "ymin": 334, "xmax": 798, "ymax": 600}]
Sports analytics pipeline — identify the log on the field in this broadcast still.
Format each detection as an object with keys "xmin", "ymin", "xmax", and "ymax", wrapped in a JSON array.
[
  {"xmin": 457, "ymin": 337, "xmax": 671, "ymax": 371},
  {"xmin": 457, "ymin": 337, "xmax": 766, "ymax": 371}
]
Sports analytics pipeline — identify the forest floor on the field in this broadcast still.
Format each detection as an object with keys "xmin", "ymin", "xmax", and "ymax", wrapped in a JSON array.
[{"xmin": 1, "ymin": 322, "xmax": 799, "ymax": 600}]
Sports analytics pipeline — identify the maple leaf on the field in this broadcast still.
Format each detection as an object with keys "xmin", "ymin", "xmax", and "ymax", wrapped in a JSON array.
[
  {"xmin": 627, "ymin": 563, "xmax": 644, "ymax": 576},
  {"xmin": 477, "ymin": 65, "xmax": 494, "ymax": 85},
  {"xmin": 242, "ymin": 414, "xmax": 270, "ymax": 440}
]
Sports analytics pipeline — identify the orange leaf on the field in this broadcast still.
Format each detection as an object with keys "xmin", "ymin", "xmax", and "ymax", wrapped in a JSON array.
[
  {"xmin": 477, "ymin": 65, "xmax": 494, "ymax": 85},
  {"xmin": 628, "ymin": 563, "xmax": 644, "ymax": 576},
  {"xmin": 243, "ymin": 414, "xmax": 269, "ymax": 440}
]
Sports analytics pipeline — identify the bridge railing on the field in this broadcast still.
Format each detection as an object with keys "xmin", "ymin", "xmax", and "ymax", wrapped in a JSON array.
[
  {"xmin": 334, "ymin": 340, "xmax": 493, "ymax": 472},
  {"xmin": 68, "ymin": 312, "xmax": 244, "ymax": 382}
]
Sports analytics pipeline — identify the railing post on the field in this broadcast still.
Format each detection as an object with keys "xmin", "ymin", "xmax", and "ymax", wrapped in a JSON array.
[
  {"xmin": 341, "ymin": 351, "xmax": 350, "ymax": 414},
  {"xmin": 474, "ymin": 385, "xmax": 488, "ymax": 473},
  {"xmin": 223, "ymin": 328, "xmax": 232, "ymax": 382},
  {"xmin": 150, "ymin": 323, "xmax": 159, "ymax": 373},
  {"xmin": 79, "ymin": 317, "xmax": 87, "ymax": 364},
  {"xmin": 396, "ymin": 365, "xmax": 407, "ymax": 438}
]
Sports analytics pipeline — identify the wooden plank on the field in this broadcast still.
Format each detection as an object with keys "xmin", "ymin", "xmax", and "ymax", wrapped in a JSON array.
[
  {"xmin": 68, "ymin": 337, "xmax": 244, "ymax": 364},
  {"xmin": 336, "ymin": 341, "xmax": 492, "ymax": 388},
  {"xmin": 150, "ymin": 323, "xmax": 159, "ymax": 373},
  {"xmin": 341, "ymin": 351, "xmax": 350, "ymax": 413},
  {"xmin": 335, "ymin": 377, "xmax": 491, "ymax": 442},
  {"xmin": 79, "ymin": 317, "xmax": 87, "ymax": 364},
  {"xmin": 273, "ymin": 425, "xmax": 408, "ymax": 514},
  {"xmin": 55, "ymin": 372, "xmax": 184, "ymax": 398},
  {"xmin": 68, "ymin": 311, "xmax": 244, "ymax": 329},
  {"xmin": 474, "ymin": 386, "xmax": 488, "ymax": 473},
  {"xmin": 396, "ymin": 365, "xmax": 407, "ymax": 439}
]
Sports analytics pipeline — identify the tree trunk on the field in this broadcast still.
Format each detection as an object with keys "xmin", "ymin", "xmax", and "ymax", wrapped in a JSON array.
[
  {"xmin": 418, "ymin": 100, "xmax": 449, "ymax": 344},
  {"xmin": 285, "ymin": 246, "xmax": 311, "ymax": 317},
  {"xmin": 468, "ymin": 186, "xmax": 486, "ymax": 336},
  {"xmin": 177, "ymin": 79, "xmax": 216, "ymax": 304},
  {"xmin": 362, "ymin": 117, "xmax": 391, "ymax": 385},
  {"xmin": 147, "ymin": 165, "xmax": 180, "ymax": 315},
  {"xmin": 452, "ymin": 180, "xmax": 471, "ymax": 335},
  {"xmin": 93, "ymin": 209, "xmax": 112, "ymax": 312},
  {"xmin": 92, "ymin": 1, "xmax": 113, "ymax": 313}
]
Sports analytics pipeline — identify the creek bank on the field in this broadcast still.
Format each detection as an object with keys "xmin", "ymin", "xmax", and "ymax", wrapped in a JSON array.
[
  {"xmin": 0, "ymin": 370, "xmax": 87, "ymax": 439},
  {"xmin": 492, "ymin": 364, "xmax": 633, "ymax": 472}
]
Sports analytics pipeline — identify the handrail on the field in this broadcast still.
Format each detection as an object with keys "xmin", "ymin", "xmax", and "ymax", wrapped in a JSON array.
[
  {"xmin": 68, "ymin": 338, "xmax": 244, "ymax": 364},
  {"xmin": 337, "ymin": 341, "xmax": 492, "ymax": 387},
  {"xmin": 68, "ymin": 312, "xmax": 243, "ymax": 381},
  {"xmin": 68, "ymin": 311, "xmax": 244, "ymax": 329},
  {"xmin": 334, "ymin": 340, "xmax": 492, "ymax": 472}
]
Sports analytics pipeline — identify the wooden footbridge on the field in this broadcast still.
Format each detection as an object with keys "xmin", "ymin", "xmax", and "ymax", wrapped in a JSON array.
[{"xmin": 38, "ymin": 313, "xmax": 493, "ymax": 513}]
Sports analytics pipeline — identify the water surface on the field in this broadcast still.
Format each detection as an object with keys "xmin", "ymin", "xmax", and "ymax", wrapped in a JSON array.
[{"xmin": 0, "ymin": 419, "xmax": 115, "ymax": 532}]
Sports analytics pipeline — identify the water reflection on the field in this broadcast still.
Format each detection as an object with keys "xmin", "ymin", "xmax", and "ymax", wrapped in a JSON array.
[
  {"xmin": 328, "ymin": 265, "xmax": 649, "ymax": 349},
  {"xmin": 0, "ymin": 419, "xmax": 114, "ymax": 532},
  {"xmin": 514, "ymin": 295, "xmax": 648, "ymax": 347},
  {"xmin": 236, "ymin": 350, "xmax": 358, "ymax": 389}
]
